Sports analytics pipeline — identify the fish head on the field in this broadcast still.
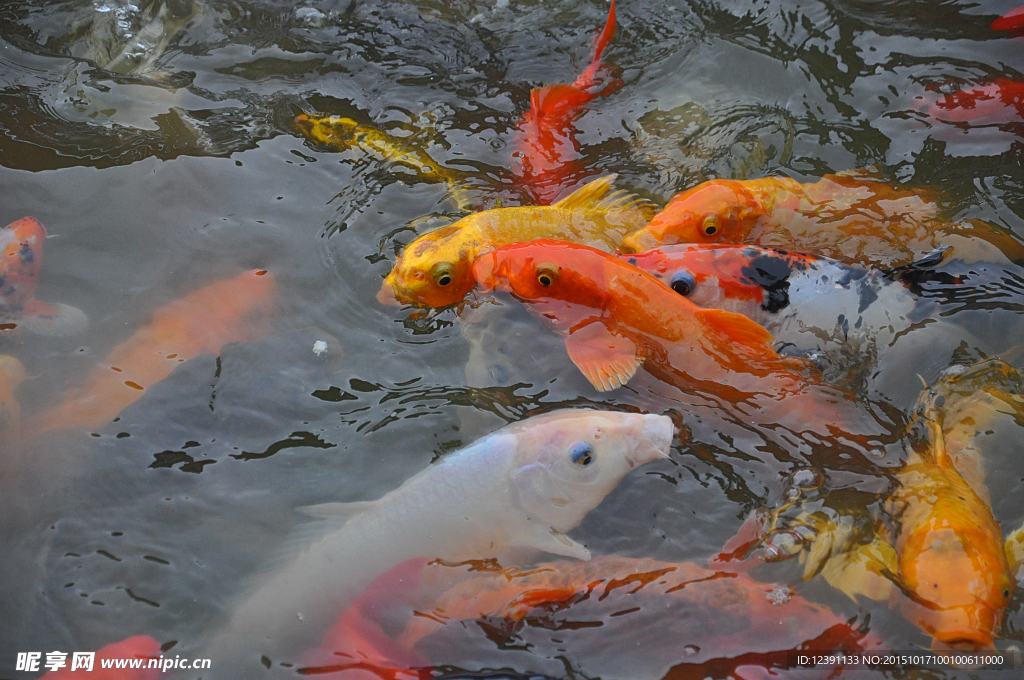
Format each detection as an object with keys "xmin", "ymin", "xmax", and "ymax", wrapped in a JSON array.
[
  {"xmin": 295, "ymin": 114, "xmax": 360, "ymax": 149},
  {"xmin": 899, "ymin": 525, "xmax": 1014, "ymax": 652},
  {"xmin": 507, "ymin": 410, "xmax": 673, "ymax": 532},
  {"xmin": 622, "ymin": 181, "xmax": 756, "ymax": 252},
  {"xmin": 383, "ymin": 222, "xmax": 476, "ymax": 308},
  {"xmin": 472, "ymin": 240, "xmax": 620, "ymax": 328},
  {"xmin": 0, "ymin": 217, "xmax": 46, "ymax": 310}
]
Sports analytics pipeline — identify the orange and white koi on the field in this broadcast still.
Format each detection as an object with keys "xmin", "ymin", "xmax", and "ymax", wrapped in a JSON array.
[
  {"xmin": 0, "ymin": 217, "xmax": 88, "ymax": 337},
  {"xmin": 621, "ymin": 173, "xmax": 1024, "ymax": 268},
  {"xmin": 624, "ymin": 243, "xmax": 923, "ymax": 358}
]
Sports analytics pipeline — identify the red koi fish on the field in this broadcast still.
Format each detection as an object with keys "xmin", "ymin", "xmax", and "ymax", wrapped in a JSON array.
[
  {"xmin": 623, "ymin": 243, "xmax": 923, "ymax": 359},
  {"xmin": 512, "ymin": 1, "xmax": 619, "ymax": 205},
  {"xmin": 27, "ymin": 270, "xmax": 276, "ymax": 436},
  {"xmin": 0, "ymin": 217, "xmax": 88, "ymax": 337},
  {"xmin": 40, "ymin": 635, "xmax": 160, "ymax": 680},
  {"xmin": 472, "ymin": 239, "xmax": 894, "ymax": 451},
  {"xmin": 992, "ymin": 5, "xmax": 1024, "ymax": 32},
  {"xmin": 922, "ymin": 78, "xmax": 1024, "ymax": 126},
  {"xmin": 313, "ymin": 556, "xmax": 881, "ymax": 680}
]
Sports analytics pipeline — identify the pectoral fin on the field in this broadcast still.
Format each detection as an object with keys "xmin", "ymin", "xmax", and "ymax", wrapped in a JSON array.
[
  {"xmin": 299, "ymin": 501, "xmax": 377, "ymax": 522},
  {"xmin": 523, "ymin": 525, "xmax": 592, "ymax": 561},
  {"xmin": 564, "ymin": 322, "xmax": 642, "ymax": 392},
  {"xmin": 819, "ymin": 538, "xmax": 898, "ymax": 603},
  {"xmin": 1005, "ymin": 522, "xmax": 1024, "ymax": 574}
]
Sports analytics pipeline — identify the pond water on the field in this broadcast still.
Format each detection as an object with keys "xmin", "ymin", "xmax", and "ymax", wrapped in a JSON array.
[{"xmin": 1, "ymin": 0, "xmax": 1023, "ymax": 678}]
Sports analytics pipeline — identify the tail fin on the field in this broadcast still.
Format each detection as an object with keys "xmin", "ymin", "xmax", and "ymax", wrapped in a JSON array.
[{"xmin": 573, "ymin": 0, "xmax": 617, "ymax": 92}]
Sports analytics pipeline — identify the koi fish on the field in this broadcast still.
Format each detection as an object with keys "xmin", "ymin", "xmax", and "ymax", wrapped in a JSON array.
[
  {"xmin": 891, "ymin": 361, "xmax": 1019, "ymax": 651},
  {"xmin": 206, "ymin": 409, "xmax": 673, "ymax": 674},
  {"xmin": 40, "ymin": 635, "xmax": 160, "ymax": 680},
  {"xmin": 380, "ymin": 175, "xmax": 653, "ymax": 308},
  {"xmin": 755, "ymin": 360, "xmax": 1024, "ymax": 653},
  {"xmin": 0, "ymin": 217, "xmax": 88, "ymax": 337},
  {"xmin": 512, "ymin": 1, "xmax": 619, "ymax": 205},
  {"xmin": 623, "ymin": 243, "xmax": 922, "ymax": 360},
  {"xmin": 26, "ymin": 270, "xmax": 276, "ymax": 436},
  {"xmin": 308, "ymin": 555, "xmax": 880, "ymax": 680},
  {"xmin": 992, "ymin": 5, "xmax": 1024, "ymax": 32},
  {"xmin": 472, "ymin": 239, "xmax": 892, "ymax": 448},
  {"xmin": 295, "ymin": 114, "xmax": 475, "ymax": 211},
  {"xmin": 621, "ymin": 172, "xmax": 1024, "ymax": 268},
  {"xmin": 921, "ymin": 79, "xmax": 1024, "ymax": 126}
]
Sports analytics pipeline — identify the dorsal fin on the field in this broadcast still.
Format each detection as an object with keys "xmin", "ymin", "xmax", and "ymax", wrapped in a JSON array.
[
  {"xmin": 554, "ymin": 175, "xmax": 657, "ymax": 217},
  {"xmin": 554, "ymin": 175, "xmax": 617, "ymax": 210}
]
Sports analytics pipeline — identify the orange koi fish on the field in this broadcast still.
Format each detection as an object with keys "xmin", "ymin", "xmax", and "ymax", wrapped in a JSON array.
[
  {"xmin": 309, "ymin": 556, "xmax": 880, "ymax": 680},
  {"xmin": 746, "ymin": 360, "xmax": 1022, "ymax": 653},
  {"xmin": 0, "ymin": 217, "xmax": 88, "ymax": 337},
  {"xmin": 472, "ymin": 239, "xmax": 892, "ymax": 448},
  {"xmin": 513, "ymin": 1, "xmax": 619, "ymax": 205},
  {"xmin": 380, "ymin": 175, "xmax": 652, "ymax": 308},
  {"xmin": 992, "ymin": 5, "xmax": 1024, "ymax": 31},
  {"xmin": 40, "ymin": 635, "xmax": 160, "ymax": 680},
  {"xmin": 27, "ymin": 270, "xmax": 276, "ymax": 436},
  {"xmin": 621, "ymin": 173, "xmax": 1024, "ymax": 268},
  {"xmin": 890, "ymin": 361, "xmax": 1019, "ymax": 652}
]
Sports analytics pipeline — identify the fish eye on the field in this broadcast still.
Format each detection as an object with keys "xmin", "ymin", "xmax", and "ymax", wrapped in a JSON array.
[
  {"xmin": 702, "ymin": 215, "xmax": 721, "ymax": 236},
  {"xmin": 670, "ymin": 271, "xmax": 696, "ymax": 296},
  {"xmin": 570, "ymin": 442, "xmax": 594, "ymax": 465},
  {"xmin": 536, "ymin": 265, "xmax": 558, "ymax": 287},
  {"xmin": 432, "ymin": 262, "xmax": 454, "ymax": 287}
]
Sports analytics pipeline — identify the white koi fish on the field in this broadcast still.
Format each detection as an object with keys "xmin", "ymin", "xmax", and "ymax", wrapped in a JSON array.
[{"xmin": 206, "ymin": 409, "xmax": 673, "ymax": 674}]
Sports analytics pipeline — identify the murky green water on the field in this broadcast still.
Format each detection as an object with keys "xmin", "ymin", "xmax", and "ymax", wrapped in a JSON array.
[{"xmin": 1, "ymin": 0, "xmax": 1023, "ymax": 678}]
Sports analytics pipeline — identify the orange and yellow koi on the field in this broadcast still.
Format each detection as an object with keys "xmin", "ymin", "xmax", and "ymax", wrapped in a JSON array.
[
  {"xmin": 40, "ymin": 635, "xmax": 160, "ymax": 680},
  {"xmin": 380, "ymin": 175, "xmax": 653, "ymax": 308},
  {"xmin": 27, "ymin": 270, "xmax": 276, "ymax": 436},
  {"xmin": 890, "ymin": 360, "xmax": 1020, "ymax": 652},
  {"xmin": 513, "ymin": 1, "xmax": 619, "ymax": 205},
  {"xmin": 622, "ymin": 173, "xmax": 1024, "ymax": 268}
]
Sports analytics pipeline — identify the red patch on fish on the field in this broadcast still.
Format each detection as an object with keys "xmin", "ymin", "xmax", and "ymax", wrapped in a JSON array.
[{"xmin": 992, "ymin": 4, "xmax": 1024, "ymax": 32}]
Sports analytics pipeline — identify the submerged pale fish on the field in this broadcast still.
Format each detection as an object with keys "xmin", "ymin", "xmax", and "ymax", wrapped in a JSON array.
[{"xmin": 206, "ymin": 409, "xmax": 673, "ymax": 674}]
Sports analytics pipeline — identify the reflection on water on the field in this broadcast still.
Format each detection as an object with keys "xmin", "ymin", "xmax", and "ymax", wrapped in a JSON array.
[{"xmin": 1, "ymin": 0, "xmax": 1023, "ymax": 677}]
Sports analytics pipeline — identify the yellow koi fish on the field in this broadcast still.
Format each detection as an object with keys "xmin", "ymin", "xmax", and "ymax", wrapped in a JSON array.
[
  {"xmin": 295, "ymin": 114, "xmax": 475, "ymax": 211},
  {"xmin": 380, "ymin": 175, "xmax": 654, "ymax": 308}
]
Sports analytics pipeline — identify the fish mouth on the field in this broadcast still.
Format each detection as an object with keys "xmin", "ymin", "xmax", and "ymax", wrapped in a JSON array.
[
  {"xmin": 931, "ymin": 630, "xmax": 997, "ymax": 654},
  {"xmin": 377, "ymin": 278, "xmax": 402, "ymax": 306},
  {"xmin": 628, "ymin": 414, "xmax": 673, "ymax": 466}
]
